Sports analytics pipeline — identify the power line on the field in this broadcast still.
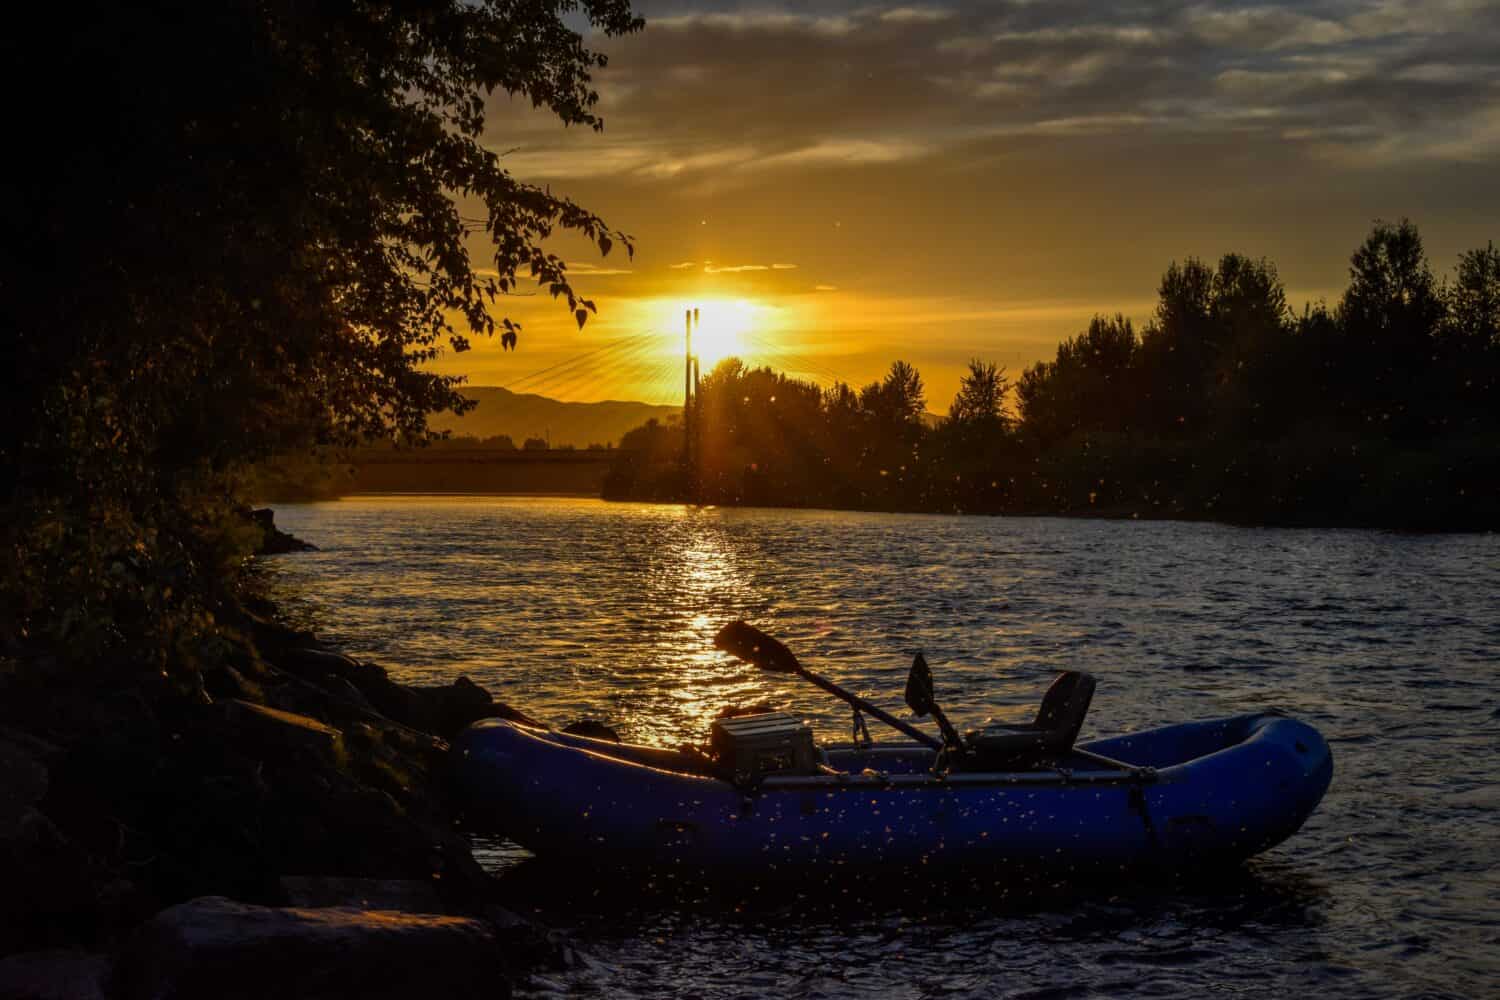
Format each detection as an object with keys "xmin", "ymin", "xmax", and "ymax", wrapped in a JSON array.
[
  {"xmin": 540, "ymin": 334, "xmax": 669, "ymax": 400},
  {"xmin": 739, "ymin": 329, "xmax": 852, "ymax": 387},
  {"xmin": 738, "ymin": 338, "xmax": 847, "ymax": 390},
  {"xmin": 514, "ymin": 334, "xmax": 649, "ymax": 385},
  {"xmin": 485, "ymin": 318, "xmax": 858, "ymax": 407},
  {"xmin": 501, "ymin": 332, "xmax": 644, "ymax": 391}
]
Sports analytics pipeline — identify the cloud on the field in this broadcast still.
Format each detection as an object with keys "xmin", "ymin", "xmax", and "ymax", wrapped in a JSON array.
[
  {"xmin": 772, "ymin": 263, "xmax": 798, "ymax": 270},
  {"xmin": 650, "ymin": 11, "xmax": 859, "ymax": 37},
  {"xmin": 566, "ymin": 261, "xmax": 633, "ymax": 276},
  {"xmin": 880, "ymin": 6, "xmax": 953, "ymax": 25},
  {"xmin": 476, "ymin": 0, "xmax": 1500, "ymax": 183},
  {"xmin": 752, "ymin": 139, "xmax": 932, "ymax": 168},
  {"xmin": 443, "ymin": 1, "xmax": 1499, "ymax": 409},
  {"xmin": 1184, "ymin": 7, "xmax": 1355, "ymax": 50},
  {"xmin": 634, "ymin": 144, "xmax": 759, "ymax": 178}
]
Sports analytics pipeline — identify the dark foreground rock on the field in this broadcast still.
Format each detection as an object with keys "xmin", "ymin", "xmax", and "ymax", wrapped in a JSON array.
[
  {"xmin": 0, "ymin": 949, "xmax": 111, "ymax": 1000},
  {"xmin": 249, "ymin": 508, "xmax": 317, "ymax": 554},
  {"xmin": 0, "ymin": 602, "xmax": 581, "ymax": 997},
  {"xmin": 560, "ymin": 719, "xmax": 621, "ymax": 742},
  {"xmin": 115, "ymin": 897, "xmax": 505, "ymax": 1000},
  {"xmin": 0, "ymin": 482, "xmax": 626, "ymax": 997},
  {"xmin": 277, "ymin": 877, "xmax": 450, "ymax": 913},
  {"xmin": 0, "ymin": 676, "xmax": 489, "ymax": 954},
  {"xmin": 270, "ymin": 644, "xmax": 544, "ymax": 739},
  {"xmin": 0, "ymin": 727, "xmax": 114, "ymax": 961}
]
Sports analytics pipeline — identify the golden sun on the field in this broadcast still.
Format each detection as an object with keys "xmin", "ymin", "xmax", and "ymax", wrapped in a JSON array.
[{"xmin": 689, "ymin": 299, "xmax": 760, "ymax": 367}]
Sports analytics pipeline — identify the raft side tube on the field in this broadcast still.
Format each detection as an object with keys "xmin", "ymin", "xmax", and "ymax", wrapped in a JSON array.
[{"xmin": 452, "ymin": 712, "xmax": 1333, "ymax": 872}]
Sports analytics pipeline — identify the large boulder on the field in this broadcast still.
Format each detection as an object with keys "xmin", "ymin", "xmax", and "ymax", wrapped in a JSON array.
[
  {"xmin": 115, "ymin": 897, "xmax": 506, "ymax": 1000},
  {"xmin": 222, "ymin": 700, "xmax": 344, "ymax": 768},
  {"xmin": 277, "ymin": 877, "xmax": 449, "ymax": 913},
  {"xmin": 0, "ymin": 950, "xmax": 110, "ymax": 1000},
  {"xmin": 275, "ymin": 647, "xmax": 543, "ymax": 738},
  {"xmin": 0, "ymin": 729, "xmax": 114, "ymax": 955}
]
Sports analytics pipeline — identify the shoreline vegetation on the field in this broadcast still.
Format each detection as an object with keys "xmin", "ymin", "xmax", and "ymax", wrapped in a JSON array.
[
  {"xmin": 3, "ymin": 0, "xmax": 646, "ymax": 994},
  {"xmin": 1, "ymin": 515, "xmax": 586, "ymax": 996},
  {"xmin": 262, "ymin": 221, "xmax": 1499, "ymax": 533},
  {"xmin": 603, "ymin": 222, "xmax": 1499, "ymax": 533}
]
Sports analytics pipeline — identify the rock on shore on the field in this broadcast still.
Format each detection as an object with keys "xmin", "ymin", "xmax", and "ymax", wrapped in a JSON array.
[
  {"xmin": 249, "ymin": 508, "xmax": 317, "ymax": 554},
  {"xmin": 114, "ymin": 897, "xmax": 505, "ymax": 1000},
  {"xmin": 0, "ymin": 603, "xmax": 560, "ymax": 996}
]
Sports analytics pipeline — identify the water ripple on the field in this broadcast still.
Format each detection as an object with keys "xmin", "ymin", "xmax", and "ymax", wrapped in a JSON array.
[{"xmin": 266, "ymin": 496, "xmax": 1500, "ymax": 1000}]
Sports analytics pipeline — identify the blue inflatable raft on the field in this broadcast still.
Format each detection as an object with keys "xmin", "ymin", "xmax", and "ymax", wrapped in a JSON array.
[
  {"xmin": 453, "ymin": 622, "xmax": 1332, "ymax": 874},
  {"xmin": 453, "ymin": 711, "xmax": 1332, "ymax": 874}
]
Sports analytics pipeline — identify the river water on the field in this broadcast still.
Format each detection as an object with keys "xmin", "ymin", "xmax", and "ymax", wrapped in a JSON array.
[{"xmin": 267, "ymin": 496, "xmax": 1499, "ymax": 999}]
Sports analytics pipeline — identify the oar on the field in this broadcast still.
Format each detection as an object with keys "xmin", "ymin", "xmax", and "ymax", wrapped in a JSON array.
[
  {"xmin": 714, "ymin": 621, "xmax": 943, "ymax": 751},
  {"xmin": 904, "ymin": 652, "xmax": 966, "ymax": 751}
]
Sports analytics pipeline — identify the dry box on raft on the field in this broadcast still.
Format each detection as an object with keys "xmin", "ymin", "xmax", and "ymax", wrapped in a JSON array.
[{"xmin": 709, "ymin": 711, "xmax": 818, "ymax": 783}]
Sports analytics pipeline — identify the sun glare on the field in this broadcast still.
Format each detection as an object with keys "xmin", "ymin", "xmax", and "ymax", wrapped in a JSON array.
[
  {"xmin": 690, "ymin": 299, "xmax": 758, "ymax": 368},
  {"xmin": 631, "ymin": 295, "xmax": 799, "ymax": 396}
]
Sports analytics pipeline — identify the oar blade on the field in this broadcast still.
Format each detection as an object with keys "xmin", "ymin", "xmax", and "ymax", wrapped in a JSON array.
[
  {"xmin": 904, "ymin": 652, "xmax": 935, "ymax": 717},
  {"xmin": 714, "ymin": 620, "xmax": 800, "ymax": 673}
]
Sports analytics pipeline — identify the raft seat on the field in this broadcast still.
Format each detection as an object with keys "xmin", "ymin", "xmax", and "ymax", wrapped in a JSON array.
[{"xmin": 961, "ymin": 670, "xmax": 1096, "ymax": 771}]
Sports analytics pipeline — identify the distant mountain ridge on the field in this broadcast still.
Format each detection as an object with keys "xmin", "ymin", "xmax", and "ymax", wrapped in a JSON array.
[{"xmin": 429, "ymin": 386, "xmax": 678, "ymax": 447}]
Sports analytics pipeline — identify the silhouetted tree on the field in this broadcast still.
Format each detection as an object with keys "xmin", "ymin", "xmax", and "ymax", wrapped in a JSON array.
[
  {"xmin": 691, "ymin": 360, "xmax": 828, "ymax": 505},
  {"xmin": 1136, "ymin": 259, "xmax": 1216, "ymax": 432},
  {"xmin": 861, "ymin": 361, "xmax": 927, "ymax": 426},
  {"xmin": 1133, "ymin": 256, "xmax": 1288, "ymax": 436},
  {"xmin": 609, "ymin": 221, "xmax": 1498, "ymax": 529},
  {"xmin": 1018, "ymin": 315, "xmax": 1138, "ymax": 444},
  {"xmin": 947, "ymin": 360, "xmax": 1010, "ymax": 431},
  {"xmin": 1446, "ymin": 242, "xmax": 1500, "ymax": 351},
  {"xmin": 1339, "ymin": 219, "xmax": 1443, "ymax": 340},
  {"xmin": 930, "ymin": 360, "xmax": 1015, "ymax": 511},
  {"xmin": 1437, "ymin": 241, "xmax": 1500, "ymax": 430},
  {"xmin": 2, "ymin": 0, "xmax": 642, "ymax": 670},
  {"xmin": 1203, "ymin": 255, "xmax": 1292, "ymax": 437},
  {"xmin": 1334, "ymin": 219, "xmax": 1445, "ymax": 434},
  {"xmin": 605, "ymin": 418, "xmax": 686, "ymax": 502}
]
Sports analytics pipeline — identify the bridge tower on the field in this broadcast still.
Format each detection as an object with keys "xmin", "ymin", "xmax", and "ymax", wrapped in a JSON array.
[{"xmin": 683, "ymin": 308, "xmax": 700, "ymax": 497}]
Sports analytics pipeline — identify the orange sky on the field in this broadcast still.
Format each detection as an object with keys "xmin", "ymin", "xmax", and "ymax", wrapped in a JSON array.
[{"xmin": 429, "ymin": 1, "xmax": 1500, "ymax": 412}]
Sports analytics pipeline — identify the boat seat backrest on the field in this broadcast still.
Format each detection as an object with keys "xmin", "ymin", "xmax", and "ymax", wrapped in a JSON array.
[
  {"xmin": 1032, "ymin": 670, "xmax": 1096, "ymax": 750},
  {"xmin": 960, "ymin": 670, "xmax": 1096, "ymax": 770}
]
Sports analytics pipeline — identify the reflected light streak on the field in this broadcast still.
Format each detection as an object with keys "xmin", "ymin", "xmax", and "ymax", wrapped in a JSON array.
[{"xmin": 629, "ymin": 513, "xmax": 773, "ymax": 746}]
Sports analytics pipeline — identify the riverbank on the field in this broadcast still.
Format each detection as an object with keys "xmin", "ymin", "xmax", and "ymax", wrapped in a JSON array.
[
  {"xmin": 246, "ymin": 447, "xmax": 621, "ymax": 502},
  {"xmin": 600, "ymin": 430, "xmax": 1500, "ymax": 533},
  {"xmin": 0, "ymin": 520, "xmax": 574, "ymax": 998}
]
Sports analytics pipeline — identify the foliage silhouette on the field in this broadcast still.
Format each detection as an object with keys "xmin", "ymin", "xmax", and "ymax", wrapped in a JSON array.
[
  {"xmin": 608, "ymin": 220, "xmax": 1498, "ymax": 529},
  {"xmin": 947, "ymin": 361, "xmax": 1011, "ymax": 432},
  {"xmin": 2, "ymin": 0, "xmax": 641, "ymax": 672},
  {"xmin": 1017, "ymin": 315, "xmax": 1138, "ymax": 445}
]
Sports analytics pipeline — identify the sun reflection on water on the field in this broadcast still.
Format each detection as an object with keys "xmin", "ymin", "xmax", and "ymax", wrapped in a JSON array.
[{"xmin": 626, "ymin": 510, "xmax": 776, "ymax": 746}]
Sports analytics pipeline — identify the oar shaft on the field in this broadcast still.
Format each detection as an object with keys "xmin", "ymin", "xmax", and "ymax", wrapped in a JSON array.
[
  {"xmin": 797, "ymin": 669, "xmax": 942, "ymax": 750},
  {"xmin": 712, "ymin": 621, "xmax": 942, "ymax": 750}
]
